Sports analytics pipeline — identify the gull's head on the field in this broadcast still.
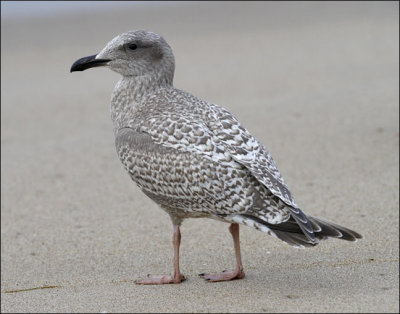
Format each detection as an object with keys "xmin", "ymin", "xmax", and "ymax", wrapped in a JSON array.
[{"xmin": 71, "ymin": 30, "xmax": 175, "ymax": 81}]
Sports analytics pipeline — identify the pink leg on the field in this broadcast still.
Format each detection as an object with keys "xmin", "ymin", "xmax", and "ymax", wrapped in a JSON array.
[
  {"xmin": 135, "ymin": 225, "xmax": 185, "ymax": 285},
  {"xmin": 199, "ymin": 223, "xmax": 245, "ymax": 282}
]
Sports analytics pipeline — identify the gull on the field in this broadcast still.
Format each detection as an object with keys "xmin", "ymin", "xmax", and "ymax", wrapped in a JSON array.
[{"xmin": 71, "ymin": 30, "xmax": 362, "ymax": 284}]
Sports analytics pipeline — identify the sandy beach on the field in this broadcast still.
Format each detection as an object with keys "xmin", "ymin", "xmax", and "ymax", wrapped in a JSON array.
[{"xmin": 1, "ymin": 2, "xmax": 399, "ymax": 312}]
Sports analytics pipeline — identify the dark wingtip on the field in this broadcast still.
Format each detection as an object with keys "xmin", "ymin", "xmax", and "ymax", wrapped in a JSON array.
[
  {"xmin": 310, "ymin": 216, "xmax": 363, "ymax": 242},
  {"xmin": 288, "ymin": 207, "xmax": 316, "ymax": 243}
]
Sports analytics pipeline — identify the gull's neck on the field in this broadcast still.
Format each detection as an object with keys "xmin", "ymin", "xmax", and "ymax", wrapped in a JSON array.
[{"xmin": 110, "ymin": 73, "xmax": 173, "ymax": 133}]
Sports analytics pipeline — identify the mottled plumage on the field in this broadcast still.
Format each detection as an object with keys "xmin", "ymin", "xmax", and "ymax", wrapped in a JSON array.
[{"xmin": 71, "ymin": 29, "xmax": 362, "ymax": 284}]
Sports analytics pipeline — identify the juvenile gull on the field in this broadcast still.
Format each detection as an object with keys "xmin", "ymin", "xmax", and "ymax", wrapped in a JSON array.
[{"xmin": 71, "ymin": 30, "xmax": 362, "ymax": 284}]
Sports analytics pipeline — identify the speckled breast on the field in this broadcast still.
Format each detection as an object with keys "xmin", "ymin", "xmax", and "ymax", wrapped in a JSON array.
[{"xmin": 115, "ymin": 128, "xmax": 260, "ymax": 218}]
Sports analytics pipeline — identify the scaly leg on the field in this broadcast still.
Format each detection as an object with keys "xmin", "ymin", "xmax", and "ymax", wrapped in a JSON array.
[
  {"xmin": 199, "ymin": 223, "xmax": 245, "ymax": 282},
  {"xmin": 135, "ymin": 224, "xmax": 185, "ymax": 284}
]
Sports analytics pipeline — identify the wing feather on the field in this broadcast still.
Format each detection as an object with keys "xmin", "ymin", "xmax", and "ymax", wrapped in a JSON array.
[
  {"xmin": 128, "ymin": 89, "xmax": 298, "ymax": 209},
  {"xmin": 207, "ymin": 105, "xmax": 298, "ymax": 208}
]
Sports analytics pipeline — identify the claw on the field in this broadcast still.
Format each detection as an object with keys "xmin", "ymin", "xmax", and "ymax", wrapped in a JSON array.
[{"xmin": 199, "ymin": 268, "xmax": 245, "ymax": 282}]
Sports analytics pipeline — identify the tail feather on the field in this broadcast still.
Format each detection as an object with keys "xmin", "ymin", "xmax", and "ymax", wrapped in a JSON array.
[
  {"xmin": 234, "ymin": 212, "xmax": 362, "ymax": 248},
  {"xmin": 271, "ymin": 229, "xmax": 318, "ymax": 248}
]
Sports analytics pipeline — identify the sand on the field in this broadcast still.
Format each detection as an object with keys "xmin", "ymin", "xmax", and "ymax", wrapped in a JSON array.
[{"xmin": 1, "ymin": 2, "xmax": 399, "ymax": 313}]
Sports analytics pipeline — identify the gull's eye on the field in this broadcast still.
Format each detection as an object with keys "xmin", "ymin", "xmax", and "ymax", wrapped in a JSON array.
[{"xmin": 128, "ymin": 43, "xmax": 138, "ymax": 50}]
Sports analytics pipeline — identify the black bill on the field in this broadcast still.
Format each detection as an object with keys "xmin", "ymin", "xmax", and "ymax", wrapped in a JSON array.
[{"xmin": 70, "ymin": 54, "xmax": 111, "ymax": 72}]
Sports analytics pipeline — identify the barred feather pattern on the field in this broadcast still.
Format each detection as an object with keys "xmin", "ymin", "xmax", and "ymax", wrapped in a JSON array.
[
  {"xmin": 116, "ymin": 128, "xmax": 291, "ymax": 225},
  {"xmin": 113, "ymin": 86, "xmax": 297, "ymax": 206}
]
